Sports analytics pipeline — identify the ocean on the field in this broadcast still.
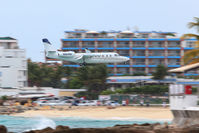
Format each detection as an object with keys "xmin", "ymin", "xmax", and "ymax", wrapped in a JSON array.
[{"xmin": 0, "ymin": 115, "xmax": 170, "ymax": 133}]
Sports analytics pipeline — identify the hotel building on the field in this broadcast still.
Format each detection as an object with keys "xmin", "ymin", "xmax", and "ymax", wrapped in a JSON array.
[
  {"xmin": 59, "ymin": 30, "xmax": 196, "ymax": 76},
  {"xmin": 0, "ymin": 37, "xmax": 27, "ymax": 88}
]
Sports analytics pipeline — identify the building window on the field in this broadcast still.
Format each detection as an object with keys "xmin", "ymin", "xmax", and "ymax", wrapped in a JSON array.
[
  {"xmin": 117, "ymin": 42, "xmax": 129, "ymax": 47},
  {"xmin": 133, "ymin": 42, "xmax": 145, "ymax": 47},
  {"xmin": 63, "ymin": 42, "xmax": 79, "ymax": 47},
  {"xmin": 134, "ymin": 59, "xmax": 145, "ymax": 65},
  {"xmin": 148, "ymin": 50, "xmax": 164, "ymax": 56},
  {"xmin": 82, "ymin": 41, "xmax": 95, "ymax": 47},
  {"xmin": 1, "ymin": 66, "xmax": 10, "ymax": 68},
  {"xmin": 168, "ymin": 50, "xmax": 180, "ymax": 56},
  {"xmin": 149, "ymin": 59, "xmax": 164, "ymax": 65},
  {"xmin": 118, "ymin": 68, "xmax": 129, "ymax": 74},
  {"xmin": 168, "ymin": 42, "xmax": 180, "ymax": 47},
  {"xmin": 134, "ymin": 68, "xmax": 145, "ymax": 73},
  {"xmin": 5, "ymin": 56, "xmax": 13, "ymax": 58},
  {"xmin": 98, "ymin": 42, "xmax": 113, "ymax": 47},
  {"xmin": 148, "ymin": 42, "xmax": 163, "ymax": 47},
  {"xmin": 118, "ymin": 50, "xmax": 129, "ymax": 56},
  {"xmin": 133, "ymin": 50, "xmax": 145, "ymax": 56}
]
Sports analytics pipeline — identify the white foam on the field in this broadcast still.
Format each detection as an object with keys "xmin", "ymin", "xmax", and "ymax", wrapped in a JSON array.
[{"xmin": 25, "ymin": 117, "xmax": 56, "ymax": 131}]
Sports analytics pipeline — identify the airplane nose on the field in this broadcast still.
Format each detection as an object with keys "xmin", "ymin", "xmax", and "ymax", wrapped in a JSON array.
[{"xmin": 124, "ymin": 57, "xmax": 129, "ymax": 61}]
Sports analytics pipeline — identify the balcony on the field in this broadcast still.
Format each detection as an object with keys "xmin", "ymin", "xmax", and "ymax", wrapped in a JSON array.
[
  {"xmin": 168, "ymin": 42, "xmax": 180, "ymax": 47},
  {"xmin": 118, "ymin": 53, "xmax": 129, "ymax": 56},
  {"xmin": 133, "ymin": 68, "xmax": 145, "ymax": 73},
  {"xmin": 63, "ymin": 42, "xmax": 79, "ymax": 48},
  {"xmin": 148, "ymin": 45, "xmax": 164, "ymax": 47},
  {"xmin": 133, "ymin": 44, "xmax": 145, "ymax": 47},
  {"xmin": 148, "ymin": 42, "xmax": 164, "ymax": 47},
  {"xmin": 117, "ymin": 68, "xmax": 130, "ymax": 74},
  {"xmin": 117, "ymin": 42, "xmax": 130, "ymax": 47},
  {"xmin": 148, "ymin": 53, "xmax": 164, "ymax": 56},
  {"xmin": 168, "ymin": 62, "xmax": 180, "ymax": 65},
  {"xmin": 133, "ymin": 53, "xmax": 146, "ymax": 56},
  {"xmin": 148, "ymin": 62, "xmax": 164, "ymax": 65},
  {"xmin": 134, "ymin": 62, "xmax": 145, "ymax": 65},
  {"xmin": 168, "ymin": 53, "xmax": 180, "ymax": 56},
  {"xmin": 98, "ymin": 42, "xmax": 113, "ymax": 48}
]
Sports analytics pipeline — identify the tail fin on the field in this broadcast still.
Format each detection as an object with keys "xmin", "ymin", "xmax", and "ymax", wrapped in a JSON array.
[{"xmin": 42, "ymin": 38, "xmax": 55, "ymax": 52}]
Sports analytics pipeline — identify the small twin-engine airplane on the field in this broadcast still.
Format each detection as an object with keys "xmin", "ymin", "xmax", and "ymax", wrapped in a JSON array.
[{"xmin": 43, "ymin": 38, "xmax": 129, "ymax": 66}]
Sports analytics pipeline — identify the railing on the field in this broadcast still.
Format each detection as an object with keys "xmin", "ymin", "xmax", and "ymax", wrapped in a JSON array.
[
  {"xmin": 148, "ymin": 62, "xmax": 164, "ymax": 65},
  {"xmin": 167, "ymin": 45, "xmax": 180, "ymax": 47},
  {"xmin": 134, "ymin": 62, "xmax": 145, "ymax": 65},
  {"xmin": 62, "ymin": 45, "xmax": 80, "ymax": 48},
  {"xmin": 148, "ymin": 53, "xmax": 164, "ymax": 56},
  {"xmin": 168, "ymin": 62, "xmax": 180, "ymax": 65},
  {"xmin": 119, "ymin": 54, "xmax": 129, "ymax": 56},
  {"xmin": 116, "ymin": 45, "xmax": 130, "ymax": 47},
  {"xmin": 148, "ymin": 45, "xmax": 164, "ymax": 47},
  {"xmin": 133, "ymin": 54, "xmax": 146, "ymax": 56},
  {"xmin": 118, "ymin": 36, "xmax": 134, "ymax": 38},
  {"xmin": 133, "ymin": 45, "xmax": 145, "ymax": 47},
  {"xmin": 98, "ymin": 45, "xmax": 114, "ymax": 48},
  {"xmin": 168, "ymin": 53, "xmax": 180, "ymax": 56}
]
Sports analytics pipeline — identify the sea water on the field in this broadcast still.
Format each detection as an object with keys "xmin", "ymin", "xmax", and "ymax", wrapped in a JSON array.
[{"xmin": 0, "ymin": 115, "xmax": 170, "ymax": 133}]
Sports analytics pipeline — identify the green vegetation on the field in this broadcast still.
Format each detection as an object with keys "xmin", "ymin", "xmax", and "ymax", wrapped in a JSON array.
[
  {"xmin": 152, "ymin": 65, "xmax": 168, "ymax": 80},
  {"xmin": 182, "ymin": 17, "xmax": 199, "ymax": 64},
  {"xmin": 192, "ymin": 87, "xmax": 197, "ymax": 94},
  {"xmin": 28, "ymin": 60, "xmax": 108, "ymax": 99},
  {"xmin": 1, "ymin": 96, "xmax": 7, "ymax": 101},
  {"xmin": 28, "ymin": 59, "xmax": 73, "ymax": 88},
  {"xmin": 101, "ymin": 85, "xmax": 168, "ymax": 95},
  {"xmin": 73, "ymin": 64, "xmax": 108, "ymax": 99}
]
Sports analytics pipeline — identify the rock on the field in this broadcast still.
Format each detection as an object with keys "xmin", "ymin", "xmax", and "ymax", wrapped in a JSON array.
[
  {"xmin": 55, "ymin": 125, "xmax": 70, "ymax": 131},
  {"xmin": 24, "ymin": 127, "xmax": 54, "ymax": 133},
  {"xmin": 0, "ymin": 125, "xmax": 7, "ymax": 133},
  {"xmin": 140, "ymin": 123, "xmax": 151, "ymax": 126},
  {"xmin": 7, "ymin": 123, "xmax": 199, "ymax": 133}
]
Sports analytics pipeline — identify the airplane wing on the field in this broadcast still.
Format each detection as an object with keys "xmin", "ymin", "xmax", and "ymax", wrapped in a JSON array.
[
  {"xmin": 74, "ymin": 54, "xmax": 94, "ymax": 63},
  {"xmin": 75, "ymin": 55, "xmax": 84, "ymax": 60}
]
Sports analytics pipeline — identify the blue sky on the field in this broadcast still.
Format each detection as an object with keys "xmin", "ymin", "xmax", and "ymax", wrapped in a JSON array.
[{"xmin": 0, "ymin": 0, "xmax": 198, "ymax": 61}]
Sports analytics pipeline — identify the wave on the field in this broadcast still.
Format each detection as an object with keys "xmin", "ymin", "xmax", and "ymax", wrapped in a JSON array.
[{"xmin": 25, "ymin": 117, "xmax": 56, "ymax": 132}]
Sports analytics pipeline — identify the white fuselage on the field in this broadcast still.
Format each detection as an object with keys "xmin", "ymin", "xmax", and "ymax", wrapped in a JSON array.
[{"xmin": 46, "ymin": 51, "xmax": 129, "ymax": 64}]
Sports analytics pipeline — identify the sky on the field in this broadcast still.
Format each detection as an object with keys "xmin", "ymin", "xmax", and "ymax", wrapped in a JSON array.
[{"xmin": 0, "ymin": 0, "xmax": 198, "ymax": 62}]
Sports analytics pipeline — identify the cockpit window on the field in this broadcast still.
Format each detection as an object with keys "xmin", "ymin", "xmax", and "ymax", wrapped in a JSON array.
[{"xmin": 114, "ymin": 54, "xmax": 119, "ymax": 56}]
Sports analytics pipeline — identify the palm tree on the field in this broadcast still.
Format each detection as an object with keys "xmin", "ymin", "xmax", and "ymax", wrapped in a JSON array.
[{"xmin": 182, "ymin": 17, "xmax": 199, "ymax": 64}]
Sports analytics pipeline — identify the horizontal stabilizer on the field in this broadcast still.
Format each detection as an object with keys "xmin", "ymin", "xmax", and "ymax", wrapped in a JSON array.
[
  {"xmin": 85, "ymin": 48, "xmax": 91, "ymax": 53},
  {"xmin": 42, "ymin": 38, "xmax": 51, "ymax": 45}
]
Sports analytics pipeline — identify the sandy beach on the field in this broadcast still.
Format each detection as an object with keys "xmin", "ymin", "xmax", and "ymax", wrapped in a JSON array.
[{"xmin": 12, "ymin": 106, "xmax": 173, "ymax": 120}]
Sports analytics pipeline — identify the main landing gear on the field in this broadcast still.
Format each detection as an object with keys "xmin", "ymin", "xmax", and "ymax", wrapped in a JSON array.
[{"xmin": 79, "ymin": 62, "xmax": 86, "ymax": 66}]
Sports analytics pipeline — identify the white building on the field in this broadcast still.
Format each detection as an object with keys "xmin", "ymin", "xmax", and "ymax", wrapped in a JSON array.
[{"xmin": 0, "ymin": 37, "xmax": 27, "ymax": 88}]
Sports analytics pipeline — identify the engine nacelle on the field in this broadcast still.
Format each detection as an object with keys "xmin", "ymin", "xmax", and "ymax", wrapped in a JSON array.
[{"xmin": 58, "ymin": 51, "xmax": 75, "ymax": 57}]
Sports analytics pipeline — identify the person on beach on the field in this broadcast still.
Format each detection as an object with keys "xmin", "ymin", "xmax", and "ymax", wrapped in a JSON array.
[
  {"xmin": 122, "ymin": 100, "xmax": 126, "ymax": 106},
  {"xmin": 140, "ymin": 99, "xmax": 144, "ymax": 106},
  {"xmin": 162, "ymin": 101, "xmax": 166, "ymax": 108}
]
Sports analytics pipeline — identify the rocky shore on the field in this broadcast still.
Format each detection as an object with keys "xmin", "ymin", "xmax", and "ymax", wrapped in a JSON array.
[
  {"xmin": 0, "ymin": 106, "xmax": 25, "ymax": 115},
  {"xmin": 1, "ymin": 123, "xmax": 199, "ymax": 133}
]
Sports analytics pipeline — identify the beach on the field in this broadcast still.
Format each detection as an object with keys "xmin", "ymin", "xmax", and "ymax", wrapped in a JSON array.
[{"xmin": 12, "ymin": 106, "xmax": 173, "ymax": 120}]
